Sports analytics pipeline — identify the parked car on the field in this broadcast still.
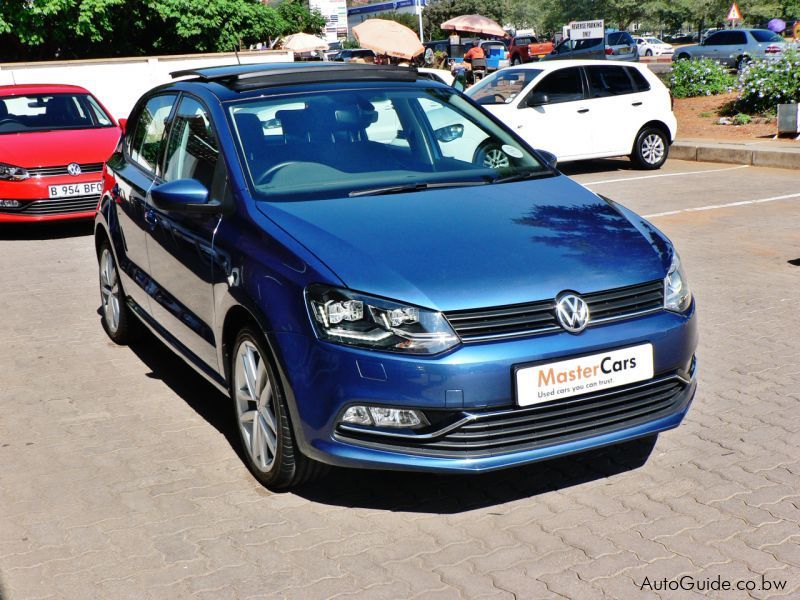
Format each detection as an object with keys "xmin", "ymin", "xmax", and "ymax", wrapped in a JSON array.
[
  {"xmin": 330, "ymin": 48, "xmax": 375, "ymax": 62},
  {"xmin": 544, "ymin": 30, "xmax": 639, "ymax": 62},
  {"xmin": 508, "ymin": 34, "xmax": 554, "ymax": 64},
  {"xmin": 95, "ymin": 63, "xmax": 696, "ymax": 490},
  {"xmin": 466, "ymin": 60, "xmax": 676, "ymax": 168},
  {"xmin": 673, "ymin": 29, "xmax": 787, "ymax": 70},
  {"xmin": 0, "ymin": 84, "xmax": 121, "ymax": 223},
  {"xmin": 416, "ymin": 67, "xmax": 457, "ymax": 86},
  {"xmin": 634, "ymin": 36, "xmax": 674, "ymax": 57}
]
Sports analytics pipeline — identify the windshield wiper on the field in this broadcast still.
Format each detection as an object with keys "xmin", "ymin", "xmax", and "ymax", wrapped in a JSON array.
[
  {"xmin": 349, "ymin": 180, "xmax": 489, "ymax": 198},
  {"xmin": 491, "ymin": 170, "xmax": 553, "ymax": 185}
]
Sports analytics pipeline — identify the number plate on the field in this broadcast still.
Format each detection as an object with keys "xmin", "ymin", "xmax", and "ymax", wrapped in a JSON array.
[
  {"xmin": 619, "ymin": 47, "xmax": 632, "ymax": 53},
  {"xmin": 48, "ymin": 182, "xmax": 103, "ymax": 199},
  {"xmin": 515, "ymin": 344, "xmax": 654, "ymax": 407}
]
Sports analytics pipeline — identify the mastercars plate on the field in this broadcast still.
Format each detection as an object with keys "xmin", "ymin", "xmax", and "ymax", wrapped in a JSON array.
[{"xmin": 515, "ymin": 344, "xmax": 654, "ymax": 407}]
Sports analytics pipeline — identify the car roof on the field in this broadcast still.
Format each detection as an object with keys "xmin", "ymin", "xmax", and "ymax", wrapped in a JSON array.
[
  {"xmin": 166, "ymin": 62, "xmax": 443, "ymax": 102},
  {"xmin": 506, "ymin": 60, "xmax": 645, "ymax": 71},
  {"xmin": 0, "ymin": 83, "xmax": 91, "ymax": 96}
]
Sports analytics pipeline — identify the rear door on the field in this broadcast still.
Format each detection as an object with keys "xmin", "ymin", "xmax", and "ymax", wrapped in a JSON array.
[
  {"xmin": 112, "ymin": 93, "xmax": 177, "ymax": 312},
  {"xmin": 583, "ymin": 65, "xmax": 648, "ymax": 156},
  {"xmin": 145, "ymin": 94, "xmax": 224, "ymax": 372},
  {"xmin": 514, "ymin": 66, "xmax": 592, "ymax": 159}
]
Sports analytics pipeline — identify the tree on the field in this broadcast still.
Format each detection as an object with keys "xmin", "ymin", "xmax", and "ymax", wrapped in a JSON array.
[{"xmin": 274, "ymin": 0, "xmax": 327, "ymax": 36}]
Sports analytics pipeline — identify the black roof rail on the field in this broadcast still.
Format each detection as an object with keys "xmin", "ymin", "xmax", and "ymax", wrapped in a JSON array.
[{"xmin": 170, "ymin": 63, "xmax": 420, "ymax": 91}]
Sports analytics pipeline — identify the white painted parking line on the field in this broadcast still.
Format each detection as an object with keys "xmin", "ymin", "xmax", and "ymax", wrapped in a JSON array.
[
  {"xmin": 644, "ymin": 192, "xmax": 800, "ymax": 218},
  {"xmin": 583, "ymin": 165, "xmax": 749, "ymax": 186}
]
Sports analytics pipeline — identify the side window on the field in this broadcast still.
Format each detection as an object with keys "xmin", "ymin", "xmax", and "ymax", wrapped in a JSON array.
[
  {"xmin": 732, "ymin": 31, "xmax": 747, "ymax": 44},
  {"xmin": 707, "ymin": 32, "xmax": 732, "ymax": 45},
  {"xmin": 533, "ymin": 67, "xmax": 584, "ymax": 104},
  {"xmin": 607, "ymin": 32, "xmax": 622, "ymax": 45},
  {"xmin": 419, "ymin": 97, "xmax": 489, "ymax": 163},
  {"xmin": 365, "ymin": 99, "xmax": 409, "ymax": 148},
  {"xmin": 162, "ymin": 96, "xmax": 219, "ymax": 189},
  {"xmin": 129, "ymin": 94, "xmax": 176, "ymax": 175},
  {"xmin": 586, "ymin": 65, "xmax": 635, "ymax": 98},
  {"xmin": 627, "ymin": 68, "xmax": 651, "ymax": 92}
]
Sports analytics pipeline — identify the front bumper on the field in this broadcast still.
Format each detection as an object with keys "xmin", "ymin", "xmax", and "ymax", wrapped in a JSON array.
[
  {"xmin": 275, "ymin": 305, "xmax": 698, "ymax": 473},
  {"xmin": 0, "ymin": 174, "xmax": 101, "ymax": 222}
]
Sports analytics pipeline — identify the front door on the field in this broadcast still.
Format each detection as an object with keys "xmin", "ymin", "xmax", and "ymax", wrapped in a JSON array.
[
  {"xmin": 112, "ymin": 93, "xmax": 178, "ymax": 312},
  {"xmin": 513, "ymin": 67, "xmax": 592, "ymax": 160},
  {"xmin": 145, "ymin": 95, "xmax": 223, "ymax": 372}
]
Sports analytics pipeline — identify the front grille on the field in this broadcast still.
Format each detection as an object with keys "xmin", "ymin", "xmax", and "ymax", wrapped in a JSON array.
[
  {"xmin": 445, "ymin": 280, "xmax": 664, "ymax": 342},
  {"xmin": 337, "ymin": 375, "xmax": 688, "ymax": 458},
  {"xmin": 16, "ymin": 196, "xmax": 98, "ymax": 215},
  {"xmin": 28, "ymin": 163, "xmax": 104, "ymax": 178}
]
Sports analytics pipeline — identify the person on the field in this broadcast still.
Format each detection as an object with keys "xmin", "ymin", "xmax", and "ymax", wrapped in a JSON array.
[{"xmin": 462, "ymin": 40, "xmax": 485, "ymax": 66}]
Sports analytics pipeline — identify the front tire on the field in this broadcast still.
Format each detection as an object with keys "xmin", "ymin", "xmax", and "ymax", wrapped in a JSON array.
[
  {"xmin": 474, "ymin": 142, "xmax": 511, "ymax": 169},
  {"xmin": 645, "ymin": 49, "xmax": 653, "ymax": 57},
  {"xmin": 736, "ymin": 56, "xmax": 751, "ymax": 72},
  {"xmin": 230, "ymin": 327, "xmax": 324, "ymax": 490},
  {"xmin": 98, "ymin": 241, "xmax": 136, "ymax": 344},
  {"xmin": 512, "ymin": 56, "xmax": 521, "ymax": 66},
  {"xmin": 631, "ymin": 127, "xmax": 669, "ymax": 170}
]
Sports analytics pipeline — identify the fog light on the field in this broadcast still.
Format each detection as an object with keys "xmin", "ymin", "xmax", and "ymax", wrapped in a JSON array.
[
  {"xmin": 0, "ymin": 199, "xmax": 21, "ymax": 208},
  {"xmin": 340, "ymin": 405, "xmax": 428, "ymax": 428}
]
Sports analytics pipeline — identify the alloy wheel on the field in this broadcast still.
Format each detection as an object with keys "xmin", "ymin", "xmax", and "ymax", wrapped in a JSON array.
[
  {"xmin": 234, "ymin": 340, "xmax": 279, "ymax": 473},
  {"xmin": 99, "ymin": 248, "xmax": 121, "ymax": 334},
  {"xmin": 641, "ymin": 134, "xmax": 665, "ymax": 165},
  {"xmin": 481, "ymin": 147, "xmax": 511, "ymax": 169}
]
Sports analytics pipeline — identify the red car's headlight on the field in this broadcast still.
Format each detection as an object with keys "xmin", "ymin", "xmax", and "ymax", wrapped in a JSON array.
[{"xmin": 0, "ymin": 163, "xmax": 29, "ymax": 181}]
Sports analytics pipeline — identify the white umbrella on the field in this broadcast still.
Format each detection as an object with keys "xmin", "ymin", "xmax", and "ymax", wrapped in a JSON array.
[{"xmin": 282, "ymin": 33, "xmax": 329, "ymax": 53}]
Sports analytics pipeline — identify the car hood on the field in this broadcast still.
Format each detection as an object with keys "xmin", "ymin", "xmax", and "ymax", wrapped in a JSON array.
[
  {"xmin": 259, "ymin": 175, "xmax": 670, "ymax": 312},
  {"xmin": 1, "ymin": 127, "xmax": 120, "ymax": 168}
]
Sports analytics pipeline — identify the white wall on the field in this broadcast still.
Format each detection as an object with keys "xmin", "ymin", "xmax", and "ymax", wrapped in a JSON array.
[{"xmin": 0, "ymin": 50, "xmax": 294, "ymax": 121}]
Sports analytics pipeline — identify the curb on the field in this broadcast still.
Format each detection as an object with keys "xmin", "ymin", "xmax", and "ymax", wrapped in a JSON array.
[{"xmin": 671, "ymin": 140, "xmax": 800, "ymax": 170}]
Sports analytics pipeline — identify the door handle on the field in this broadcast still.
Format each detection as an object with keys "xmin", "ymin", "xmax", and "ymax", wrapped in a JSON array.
[
  {"xmin": 144, "ymin": 208, "xmax": 158, "ymax": 227},
  {"xmin": 632, "ymin": 102, "xmax": 643, "ymax": 107},
  {"xmin": 577, "ymin": 108, "xmax": 589, "ymax": 114}
]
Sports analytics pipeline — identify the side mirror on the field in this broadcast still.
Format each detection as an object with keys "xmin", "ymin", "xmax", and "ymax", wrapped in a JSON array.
[
  {"xmin": 525, "ymin": 92, "xmax": 549, "ymax": 107},
  {"xmin": 536, "ymin": 149, "xmax": 558, "ymax": 170},
  {"xmin": 118, "ymin": 118, "xmax": 127, "ymax": 134},
  {"xmin": 150, "ymin": 179, "xmax": 220, "ymax": 214}
]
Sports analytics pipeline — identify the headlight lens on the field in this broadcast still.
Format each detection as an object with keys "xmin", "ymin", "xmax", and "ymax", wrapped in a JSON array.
[
  {"xmin": 0, "ymin": 163, "xmax": 30, "ymax": 181},
  {"xmin": 305, "ymin": 285, "xmax": 459, "ymax": 354},
  {"xmin": 664, "ymin": 253, "xmax": 692, "ymax": 313}
]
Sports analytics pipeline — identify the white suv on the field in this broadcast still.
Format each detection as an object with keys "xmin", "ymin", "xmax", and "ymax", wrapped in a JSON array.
[{"xmin": 465, "ymin": 60, "xmax": 677, "ymax": 169}]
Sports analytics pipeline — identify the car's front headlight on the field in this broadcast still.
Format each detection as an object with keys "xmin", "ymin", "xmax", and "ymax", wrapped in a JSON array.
[
  {"xmin": 305, "ymin": 285, "xmax": 459, "ymax": 354},
  {"xmin": 0, "ymin": 163, "xmax": 30, "ymax": 181},
  {"xmin": 664, "ymin": 253, "xmax": 692, "ymax": 313}
]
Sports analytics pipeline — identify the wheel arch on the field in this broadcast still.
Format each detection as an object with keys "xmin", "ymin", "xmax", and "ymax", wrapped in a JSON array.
[{"xmin": 634, "ymin": 120, "xmax": 673, "ymax": 150}]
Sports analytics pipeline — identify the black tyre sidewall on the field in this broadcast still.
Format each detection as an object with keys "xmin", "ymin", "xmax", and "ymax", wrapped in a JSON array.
[
  {"xmin": 99, "ymin": 241, "xmax": 133, "ymax": 345},
  {"xmin": 632, "ymin": 127, "xmax": 668, "ymax": 170},
  {"xmin": 230, "ymin": 328, "xmax": 299, "ymax": 490}
]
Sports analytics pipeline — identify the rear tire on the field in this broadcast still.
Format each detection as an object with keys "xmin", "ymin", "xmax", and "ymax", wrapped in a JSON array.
[
  {"xmin": 98, "ymin": 241, "xmax": 137, "ymax": 345},
  {"xmin": 676, "ymin": 53, "xmax": 690, "ymax": 61},
  {"xmin": 631, "ymin": 126, "xmax": 669, "ymax": 170},
  {"xmin": 736, "ymin": 56, "xmax": 751, "ymax": 71},
  {"xmin": 474, "ymin": 141, "xmax": 511, "ymax": 169},
  {"xmin": 512, "ymin": 56, "xmax": 521, "ymax": 66},
  {"xmin": 230, "ymin": 327, "xmax": 325, "ymax": 490}
]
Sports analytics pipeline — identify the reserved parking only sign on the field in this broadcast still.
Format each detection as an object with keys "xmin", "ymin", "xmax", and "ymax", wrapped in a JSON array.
[{"xmin": 568, "ymin": 19, "xmax": 604, "ymax": 39}]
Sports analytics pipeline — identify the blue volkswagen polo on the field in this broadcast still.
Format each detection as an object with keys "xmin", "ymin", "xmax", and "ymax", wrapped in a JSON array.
[{"xmin": 95, "ymin": 63, "xmax": 697, "ymax": 489}]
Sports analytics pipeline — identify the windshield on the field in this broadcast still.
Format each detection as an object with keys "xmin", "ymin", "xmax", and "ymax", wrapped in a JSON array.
[
  {"xmin": 0, "ymin": 93, "xmax": 113, "ymax": 134},
  {"xmin": 229, "ymin": 86, "xmax": 547, "ymax": 201},
  {"xmin": 751, "ymin": 30, "xmax": 783, "ymax": 43},
  {"xmin": 467, "ymin": 68, "xmax": 542, "ymax": 105}
]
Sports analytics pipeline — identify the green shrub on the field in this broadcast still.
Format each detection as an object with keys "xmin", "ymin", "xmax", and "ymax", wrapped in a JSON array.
[
  {"xmin": 736, "ymin": 50, "xmax": 800, "ymax": 114},
  {"xmin": 733, "ymin": 113, "xmax": 751, "ymax": 125},
  {"xmin": 670, "ymin": 58, "xmax": 735, "ymax": 98}
]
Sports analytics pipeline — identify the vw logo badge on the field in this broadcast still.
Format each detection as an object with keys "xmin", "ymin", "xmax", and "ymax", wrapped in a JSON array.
[
  {"xmin": 67, "ymin": 162, "xmax": 82, "ymax": 176},
  {"xmin": 556, "ymin": 293, "xmax": 590, "ymax": 333}
]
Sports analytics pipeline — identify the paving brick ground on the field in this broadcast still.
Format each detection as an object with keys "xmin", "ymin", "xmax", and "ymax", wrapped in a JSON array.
[{"xmin": 0, "ymin": 159, "xmax": 798, "ymax": 599}]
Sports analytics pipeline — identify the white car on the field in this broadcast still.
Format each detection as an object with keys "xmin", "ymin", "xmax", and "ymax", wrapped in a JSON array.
[
  {"xmin": 634, "ymin": 36, "xmax": 675, "ymax": 57},
  {"xmin": 462, "ymin": 60, "xmax": 677, "ymax": 169}
]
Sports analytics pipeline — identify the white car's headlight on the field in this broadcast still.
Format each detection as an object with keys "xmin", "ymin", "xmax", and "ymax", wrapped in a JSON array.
[
  {"xmin": 664, "ymin": 254, "xmax": 692, "ymax": 313},
  {"xmin": 0, "ymin": 163, "xmax": 29, "ymax": 181},
  {"xmin": 306, "ymin": 285, "xmax": 459, "ymax": 354}
]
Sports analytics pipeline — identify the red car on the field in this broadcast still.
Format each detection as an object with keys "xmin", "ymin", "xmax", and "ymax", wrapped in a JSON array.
[{"xmin": 0, "ymin": 84, "xmax": 121, "ymax": 222}]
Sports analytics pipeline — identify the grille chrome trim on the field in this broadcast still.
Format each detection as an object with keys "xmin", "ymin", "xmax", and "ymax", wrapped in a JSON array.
[
  {"xmin": 14, "ymin": 196, "xmax": 99, "ymax": 215},
  {"xmin": 445, "ymin": 280, "xmax": 665, "ymax": 342},
  {"xmin": 28, "ymin": 163, "xmax": 104, "ymax": 178}
]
